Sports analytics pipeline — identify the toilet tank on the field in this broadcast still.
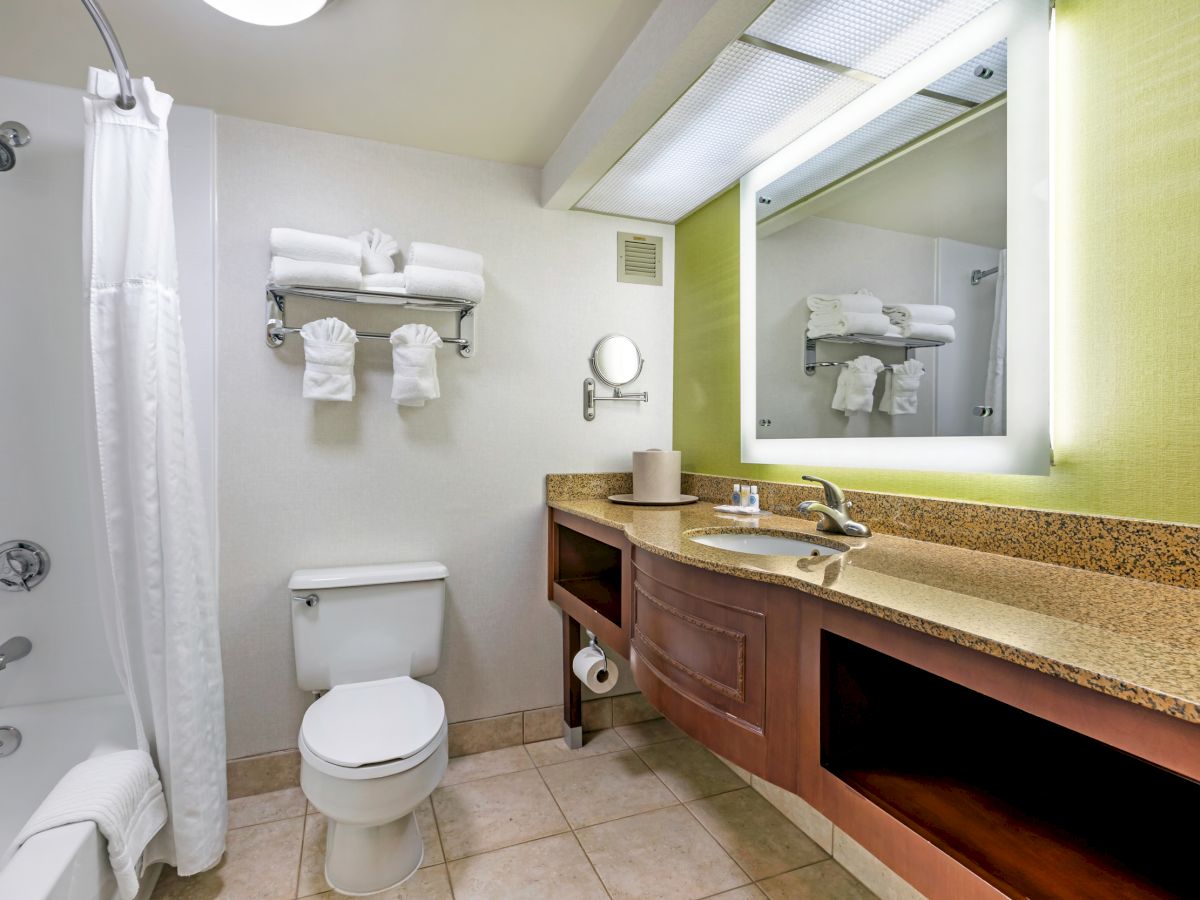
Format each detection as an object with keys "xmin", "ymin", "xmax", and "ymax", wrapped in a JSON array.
[{"xmin": 289, "ymin": 562, "xmax": 447, "ymax": 692}]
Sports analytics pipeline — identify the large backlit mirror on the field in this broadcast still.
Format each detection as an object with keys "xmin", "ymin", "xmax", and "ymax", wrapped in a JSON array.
[{"xmin": 740, "ymin": 0, "xmax": 1051, "ymax": 474}]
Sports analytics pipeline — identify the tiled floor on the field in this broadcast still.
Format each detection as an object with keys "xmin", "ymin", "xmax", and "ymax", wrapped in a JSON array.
[{"xmin": 153, "ymin": 723, "xmax": 876, "ymax": 899}]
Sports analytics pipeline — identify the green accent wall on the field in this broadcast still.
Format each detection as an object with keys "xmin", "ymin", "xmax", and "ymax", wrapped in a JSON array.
[{"xmin": 674, "ymin": 0, "xmax": 1200, "ymax": 525}]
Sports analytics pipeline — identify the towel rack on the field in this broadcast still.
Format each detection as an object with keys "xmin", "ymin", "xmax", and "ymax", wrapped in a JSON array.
[
  {"xmin": 265, "ymin": 284, "xmax": 476, "ymax": 357},
  {"xmin": 971, "ymin": 265, "xmax": 1000, "ymax": 285},
  {"xmin": 804, "ymin": 334, "xmax": 944, "ymax": 376}
]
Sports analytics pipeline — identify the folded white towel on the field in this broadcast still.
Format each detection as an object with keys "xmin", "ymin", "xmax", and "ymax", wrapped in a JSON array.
[
  {"xmin": 390, "ymin": 324, "xmax": 444, "ymax": 407},
  {"xmin": 831, "ymin": 356, "xmax": 884, "ymax": 415},
  {"xmin": 350, "ymin": 228, "xmax": 400, "ymax": 275},
  {"xmin": 3, "ymin": 750, "xmax": 167, "ymax": 900},
  {"xmin": 880, "ymin": 358, "xmax": 926, "ymax": 415},
  {"xmin": 408, "ymin": 242, "xmax": 484, "ymax": 276},
  {"xmin": 903, "ymin": 321, "xmax": 956, "ymax": 343},
  {"xmin": 270, "ymin": 257, "xmax": 362, "ymax": 290},
  {"xmin": 807, "ymin": 311, "xmax": 893, "ymax": 338},
  {"xmin": 883, "ymin": 303, "xmax": 956, "ymax": 326},
  {"xmin": 300, "ymin": 317, "xmax": 358, "ymax": 401},
  {"xmin": 806, "ymin": 292, "xmax": 883, "ymax": 316},
  {"xmin": 404, "ymin": 265, "xmax": 485, "ymax": 304},
  {"xmin": 270, "ymin": 228, "xmax": 362, "ymax": 267},
  {"xmin": 361, "ymin": 272, "xmax": 408, "ymax": 292}
]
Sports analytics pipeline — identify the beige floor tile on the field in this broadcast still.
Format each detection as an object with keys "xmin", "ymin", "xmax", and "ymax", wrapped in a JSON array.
[
  {"xmin": 152, "ymin": 816, "xmax": 302, "ymax": 900},
  {"xmin": 830, "ymin": 829, "xmax": 916, "ymax": 900},
  {"xmin": 615, "ymin": 717, "xmax": 685, "ymax": 748},
  {"xmin": 577, "ymin": 805, "xmax": 749, "ymax": 900},
  {"xmin": 583, "ymin": 697, "xmax": 613, "ymax": 731},
  {"xmin": 708, "ymin": 886, "xmax": 767, "ymax": 899},
  {"xmin": 757, "ymin": 860, "xmax": 876, "ymax": 900},
  {"xmin": 226, "ymin": 749, "xmax": 301, "ymax": 799},
  {"xmin": 448, "ymin": 713, "xmax": 524, "ymax": 757},
  {"xmin": 752, "ymin": 777, "xmax": 834, "ymax": 854},
  {"xmin": 303, "ymin": 863, "xmax": 453, "ymax": 899},
  {"xmin": 688, "ymin": 789, "xmax": 827, "ymax": 880},
  {"xmin": 446, "ymin": 832, "xmax": 608, "ymax": 900},
  {"xmin": 539, "ymin": 749, "xmax": 678, "ymax": 828},
  {"xmin": 635, "ymin": 738, "xmax": 747, "ymax": 801},
  {"xmin": 524, "ymin": 727, "xmax": 627, "ymax": 767},
  {"xmin": 227, "ymin": 786, "xmax": 308, "ymax": 830},
  {"xmin": 440, "ymin": 745, "xmax": 534, "ymax": 787},
  {"xmin": 611, "ymin": 692, "xmax": 664, "ymax": 726},
  {"xmin": 432, "ymin": 768, "xmax": 568, "ymax": 860}
]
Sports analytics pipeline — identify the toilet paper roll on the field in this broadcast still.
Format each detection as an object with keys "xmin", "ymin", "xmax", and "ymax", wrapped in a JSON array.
[
  {"xmin": 632, "ymin": 449, "xmax": 682, "ymax": 502},
  {"xmin": 572, "ymin": 645, "xmax": 618, "ymax": 694}
]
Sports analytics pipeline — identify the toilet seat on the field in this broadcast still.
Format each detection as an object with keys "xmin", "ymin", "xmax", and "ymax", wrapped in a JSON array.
[{"xmin": 299, "ymin": 676, "xmax": 446, "ymax": 780}]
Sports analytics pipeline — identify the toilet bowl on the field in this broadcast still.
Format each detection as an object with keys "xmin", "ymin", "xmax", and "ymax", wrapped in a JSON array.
[{"xmin": 298, "ymin": 676, "xmax": 448, "ymax": 895}]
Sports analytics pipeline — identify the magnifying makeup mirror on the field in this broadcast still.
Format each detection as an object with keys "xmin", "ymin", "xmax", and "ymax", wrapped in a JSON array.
[{"xmin": 584, "ymin": 334, "xmax": 649, "ymax": 421}]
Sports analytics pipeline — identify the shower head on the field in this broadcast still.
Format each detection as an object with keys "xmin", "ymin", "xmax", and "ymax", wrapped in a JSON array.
[{"xmin": 0, "ymin": 121, "xmax": 32, "ymax": 172}]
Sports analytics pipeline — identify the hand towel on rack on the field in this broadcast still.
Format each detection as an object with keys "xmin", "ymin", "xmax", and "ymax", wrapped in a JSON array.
[
  {"xmin": 361, "ymin": 272, "xmax": 408, "ymax": 292},
  {"xmin": 350, "ymin": 228, "xmax": 400, "ymax": 275},
  {"xmin": 270, "ymin": 227, "xmax": 362, "ymax": 267},
  {"xmin": 882, "ymin": 303, "xmax": 956, "ymax": 327},
  {"xmin": 831, "ymin": 356, "xmax": 884, "ymax": 415},
  {"xmin": 806, "ymin": 311, "xmax": 892, "ymax": 338},
  {"xmin": 806, "ymin": 292, "xmax": 883, "ymax": 316},
  {"xmin": 300, "ymin": 317, "xmax": 358, "ymax": 401},
  {"xmin": 407, "ymin": 242, "xmax": 484, "ymax": 276},
  {"xmin": 390, "ymin": 324, "xmax": 444, "ymax": 407},
  {"xmin": 902, "ymin": 321, "xmax": 956, "ymax": 343},
  {"xmin": 270, "ymin": 256, "xmax": 362, "ymax": 290},
  {"xmin": 403, "ymin": 265, "xmax": 485, "ymax": 304},
  {"xmin": 880, "ymin": 358, "xmax": 925, "ymax": 415},
  {"xmin": 3, "ymin": 750, "xmax": 167, "ymax": 900}
]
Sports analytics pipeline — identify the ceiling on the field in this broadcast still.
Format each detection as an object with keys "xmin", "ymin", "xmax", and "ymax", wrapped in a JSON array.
[{"xmin": 0, "ymin": 0, "xmax": 658, "ymax": 167}]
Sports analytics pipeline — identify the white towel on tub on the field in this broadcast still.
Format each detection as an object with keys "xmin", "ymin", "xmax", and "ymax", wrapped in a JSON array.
[{"xmin": 3, "ymin": 750, "xmax": 167, "ymax": 900}]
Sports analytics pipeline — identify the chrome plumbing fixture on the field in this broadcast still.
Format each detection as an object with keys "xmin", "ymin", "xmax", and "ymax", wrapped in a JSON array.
[
  {"xmin": 0, "ymin": 726, "xmax": 21, "ymax": 758},
  {"xmin": 0, "ymin": 540, "xmax": 51, "ymax": 591},
  {"xmin": 0, "ymin": 636, "xmax": 33, "ymax": 671},
  {"xmin": 797, "ymin": 475, "xmax": 872, "ymax": 538},
  {"xmin": 0, "ymin": 122, "xmax": 31, "ymax": 172}
]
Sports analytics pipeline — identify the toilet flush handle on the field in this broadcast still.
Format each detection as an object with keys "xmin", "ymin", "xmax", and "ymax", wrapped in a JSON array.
[{"xmin": 291, "ymin": 593, "xmax": 319, "ymax": 608}]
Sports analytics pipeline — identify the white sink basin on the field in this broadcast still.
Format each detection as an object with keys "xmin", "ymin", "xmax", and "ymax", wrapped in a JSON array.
[{"xmin": 688, "ymin": 532, "xmax": 844, "ymax": 558}]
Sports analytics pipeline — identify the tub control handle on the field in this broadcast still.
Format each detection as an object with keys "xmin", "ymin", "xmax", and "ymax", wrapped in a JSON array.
[{"xmin": 291, "ymin": 593, "xmax": 319, "ymax": 608}]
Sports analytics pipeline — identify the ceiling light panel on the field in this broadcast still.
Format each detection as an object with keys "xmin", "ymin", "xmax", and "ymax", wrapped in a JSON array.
[
  {"xmin": 745, "ymin": 0, "xmax": 1001, "ymax": 78},
  {"xmin": 756, "ymin": 93, "xmax": 966, "ymax": 219},
  {"xmin": 576, "ymin": 41, "xmax": 869, "ymax": 223},
  {"xmin": 926, "ymin": 40, "xmax": 1007, "ymax": 103}
]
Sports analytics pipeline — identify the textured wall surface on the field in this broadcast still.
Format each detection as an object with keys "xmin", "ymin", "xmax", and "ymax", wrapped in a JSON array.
[
  {"xmin": 674, "ymin": 0, "xmax": 1200, "ymax": 524},
  {"xmin": 217, "ymin": 117, "xmax": 673, "ymax": 758}
]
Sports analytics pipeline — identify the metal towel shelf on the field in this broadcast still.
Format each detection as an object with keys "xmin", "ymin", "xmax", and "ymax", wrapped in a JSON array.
[{"xmin": 804, "ymin": 334, "xmax": 945, "ymax": 376}]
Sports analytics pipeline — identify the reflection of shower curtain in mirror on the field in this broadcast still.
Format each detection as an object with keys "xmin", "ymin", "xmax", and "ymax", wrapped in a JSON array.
[{"xmin": 983, "ymin": 250, "xmax": 1007, "ymax": 435}]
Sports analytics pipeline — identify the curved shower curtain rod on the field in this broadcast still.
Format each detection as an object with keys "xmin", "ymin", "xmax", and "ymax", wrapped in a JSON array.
[{"xmin": 80, "ymin": 0, "xmax": 136, "ymax": 110}]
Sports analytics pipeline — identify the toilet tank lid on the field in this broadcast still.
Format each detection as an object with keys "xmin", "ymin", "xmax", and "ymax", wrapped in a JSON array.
[{"xmin": 289, "ymin": 561, "xmax": 448, "ymax": 590}]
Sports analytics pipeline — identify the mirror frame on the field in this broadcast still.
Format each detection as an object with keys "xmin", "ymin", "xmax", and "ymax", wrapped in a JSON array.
[
  {"xmin": 739, "ymin": 0, "xmax": 1051, "ymax": 474},
  {"xmin": 590, "ymin": 333, "xmax": 645, "ymax": 388}
]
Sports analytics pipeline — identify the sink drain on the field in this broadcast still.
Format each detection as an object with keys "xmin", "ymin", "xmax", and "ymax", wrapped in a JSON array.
[{"xmin": 0, "ymin": 726, "xmax": 21, "ymax": 757}]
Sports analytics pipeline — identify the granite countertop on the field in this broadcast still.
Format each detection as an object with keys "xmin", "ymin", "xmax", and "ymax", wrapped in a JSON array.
[{"xmin": 549, "ymin": 498, "xmax": 1200, "ymax": 725}]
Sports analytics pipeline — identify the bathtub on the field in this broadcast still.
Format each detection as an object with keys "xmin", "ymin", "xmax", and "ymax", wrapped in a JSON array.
[{"xmin": 0, "ymin": 693, "xmax": 161, "ymax": 900}]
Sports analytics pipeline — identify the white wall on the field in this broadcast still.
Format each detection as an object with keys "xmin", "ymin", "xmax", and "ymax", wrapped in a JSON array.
[
  {"xmin": 216, "ymin": 117, "xmax": 674, "ymax": 758},
  {"xmin": 0, "ymin": 75, "xmax": 215, "ymax": 707}
]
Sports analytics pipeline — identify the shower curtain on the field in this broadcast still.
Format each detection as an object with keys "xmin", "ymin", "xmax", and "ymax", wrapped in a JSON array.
[
  {"xmin": 83, "ymin": 68, "xmax": 227, "ymax": 876},
  {"xmin": 982, "ymin": 250, "xmax": 1007, "ymax": 436}
]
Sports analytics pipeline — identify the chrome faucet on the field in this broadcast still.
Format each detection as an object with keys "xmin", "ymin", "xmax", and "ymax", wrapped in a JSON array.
[
  {"xmin": 797, "ymin": 475, "xmax": 871, "ymax": 537},
  {"xmin": 0, "ymin": 636, "xmax": 32, "ymax": 671}
]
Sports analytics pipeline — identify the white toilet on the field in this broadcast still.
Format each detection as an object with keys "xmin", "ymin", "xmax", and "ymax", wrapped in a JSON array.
[{"xmin": 289, "ymin": 562, "xmax": 450, "ymax": 896}]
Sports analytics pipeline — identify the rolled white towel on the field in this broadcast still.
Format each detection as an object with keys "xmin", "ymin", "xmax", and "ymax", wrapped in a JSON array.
[
  {"xmin": 270, "ymin": 257, "xmax": 362, "ymax": 290},
  {"xmin": 2, "ymin": 750, "xmax": 167, "ymax": 900},
  {"xmin": 806, "ymin": 292, "xmax": 883, "ymax": 315},
  {"xmin": 880, "ymin": 359, "xmax": 925, "ymax": 415},
  {"xmin": 903, "ymin": 322, "xmax": 956, "ymax": 343},
  {"xmin": 300, "ymin": 317, "xmax": 358, "ymax": 401},
  {"xmin": 404, "ymin": 265, "xmax": 485, "ymax": 304},
  {"xmin": 807, "ymin": 311, "xmax": 892, "ymax": 338},
  {"xmin": 390, "ymin": 323, "xmax": 444, "ymax": 407},
  {"xmin": 883, "ymin": 303, "xmax": 956, "ymax": 326},
  {"xmin": 270, "ymin": 227, "xmax": 362, "ymax": 267},
  {"xmin": 349, "ymin": 228, "xmax": 400, "ymax": 275},
  {"xmin": 361, "ymin": 272, "xmax": 408, "ymax": 292},
  {"xmin": 831, "ymin": 356, "xmax": 884, "ymax": 415},
  {"xmin": 408, "ymin": 241, "xmax": 484, "ymax": 276}
]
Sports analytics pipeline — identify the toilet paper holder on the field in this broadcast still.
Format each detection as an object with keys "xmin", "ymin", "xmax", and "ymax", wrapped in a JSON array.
[{"xmin": 586, "ymin": 631, "xmax": 608, "ymax": 677}]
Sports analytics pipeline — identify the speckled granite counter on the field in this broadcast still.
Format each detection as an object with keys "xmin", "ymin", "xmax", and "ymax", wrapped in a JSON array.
[{"xmin": 549, "ymin": 498, "xmax": 1200, "ymax": 725}]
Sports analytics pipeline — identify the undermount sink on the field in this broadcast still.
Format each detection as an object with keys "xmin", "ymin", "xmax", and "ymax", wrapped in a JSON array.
[{"xmin": 687, "ymin": 531, "xmax": 845, "ymax": 558}]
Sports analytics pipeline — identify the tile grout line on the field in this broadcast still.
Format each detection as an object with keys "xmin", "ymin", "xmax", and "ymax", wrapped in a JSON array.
[
  {"xmin": 293, "ymin": 812, "xmax": 307, "ymax": 900},
  {"xmin": 425, "ymin": 797, "xmax": 452, "ymax": 898},
  {"xmin": 529, "ymin": 749, "xmax": 614, "ymax": 899}
]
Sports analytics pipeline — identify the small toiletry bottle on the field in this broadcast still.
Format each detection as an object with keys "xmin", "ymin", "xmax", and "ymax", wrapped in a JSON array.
[
  {"xmin": 732, "ymin": 484, "xmax": 742, "ymax": 506},
  {"xmin": 749, "ymin": 486, "xmax": 760, "ymax": 511}
]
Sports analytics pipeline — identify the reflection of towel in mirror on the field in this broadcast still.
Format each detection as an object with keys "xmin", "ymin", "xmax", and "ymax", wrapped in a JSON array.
[
  {"xmin": 300, "ymin": 318, "xmax": 358, "ymax": 401},
  {"xmin": 807, "ymin": 311, "xmax": 892, "ymax": 338},
  {"xmin": 831, "ymin": 356, "xmax": 884, "ymax": 415},
  {"xmin": 390, "ymin": 324, "xmax": 444, "ymax": 407},
  {"xmin": 349, "ymin": 228, "xmax": 400, "ymax": 275},
  {"xmin": 880, "ymin": 358, "xmax": 925, "ymax": 415},
  {"xmin": 807, "ymin": 292, "xmax": 883, "ymax": 315},
  {"xmin": 883, "ymin": 303, "xmax": 956, "ymax": 340},
  {"xmin": 902, "ymin": 322, "xmax": 955, "ymax": 343}
]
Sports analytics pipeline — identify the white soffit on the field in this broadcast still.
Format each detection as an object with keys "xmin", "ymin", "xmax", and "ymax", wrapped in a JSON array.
[{"xmin": 575, "ymin": 0, "xmax": 1003, "ymax": 223}]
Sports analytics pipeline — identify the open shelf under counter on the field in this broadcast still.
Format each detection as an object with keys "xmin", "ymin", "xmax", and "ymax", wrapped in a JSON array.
[{"xmin": 548, "ymin": 509, "xmax": 631, "ymax": 655}]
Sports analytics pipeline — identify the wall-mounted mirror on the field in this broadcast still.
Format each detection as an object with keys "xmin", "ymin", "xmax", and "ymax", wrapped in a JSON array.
[
  {"xmin": 740, "ymin": 0, "xmax": 1050, "ymax": 474},
  {"xmin": 584, "ymin": 334, "xmax": 649, "ymax": 421}
]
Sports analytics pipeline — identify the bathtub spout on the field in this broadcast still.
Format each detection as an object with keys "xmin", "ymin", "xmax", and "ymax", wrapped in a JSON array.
[{"xmin": 0, "ymin": 636, "xmax": 32, "ymax": 670}]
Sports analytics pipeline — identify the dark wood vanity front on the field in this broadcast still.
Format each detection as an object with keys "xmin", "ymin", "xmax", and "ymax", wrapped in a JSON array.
[{"xmin": 547, "ymin": 504, "xmax": 1200, "ymax": 900}]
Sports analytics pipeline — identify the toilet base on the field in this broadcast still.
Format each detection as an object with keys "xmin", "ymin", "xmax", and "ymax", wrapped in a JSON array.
[{"xmin": 325, "ymin": 811, "xmax": 424, "ymax": 896}]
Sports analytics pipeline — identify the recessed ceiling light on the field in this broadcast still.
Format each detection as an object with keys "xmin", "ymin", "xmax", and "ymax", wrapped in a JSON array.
[{"xmin": 201, "ymin": 0, "xmax": 329, "ymax": 27}]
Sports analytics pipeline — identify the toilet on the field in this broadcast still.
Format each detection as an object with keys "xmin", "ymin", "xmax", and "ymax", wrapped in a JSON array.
[{"xmin": 289, "ymin": 562, "xmax": 449, "ymax": 896}]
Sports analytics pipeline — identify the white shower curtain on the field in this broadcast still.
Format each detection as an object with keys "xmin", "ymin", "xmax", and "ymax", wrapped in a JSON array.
[
  {"xmin": 83, "ymin": 68, "xmax": 227, "ymax": 876},
  {"xmin": 982, "ymin": 250, "xmax": 1007, "ymax": 436}
]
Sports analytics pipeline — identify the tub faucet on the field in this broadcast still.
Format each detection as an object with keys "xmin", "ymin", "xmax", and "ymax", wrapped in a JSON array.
[
  {"xmin": 0, "ymin": 636, "xmax": 32, "ymax": 671},
  {"xmin": 797, "ymin": 475, "xmax": 871, "ymax": 537}
]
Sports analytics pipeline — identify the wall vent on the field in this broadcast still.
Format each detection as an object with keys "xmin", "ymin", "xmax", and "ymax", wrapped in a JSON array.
[{"xmin": 617, "ymin": 232, "xmax": 663, "ymax": 286}]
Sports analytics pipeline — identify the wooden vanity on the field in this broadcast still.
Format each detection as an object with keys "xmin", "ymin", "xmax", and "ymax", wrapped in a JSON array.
[{"xmin": 548, "ymin": 503, "xmax": 1200, "ymax": 900}]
